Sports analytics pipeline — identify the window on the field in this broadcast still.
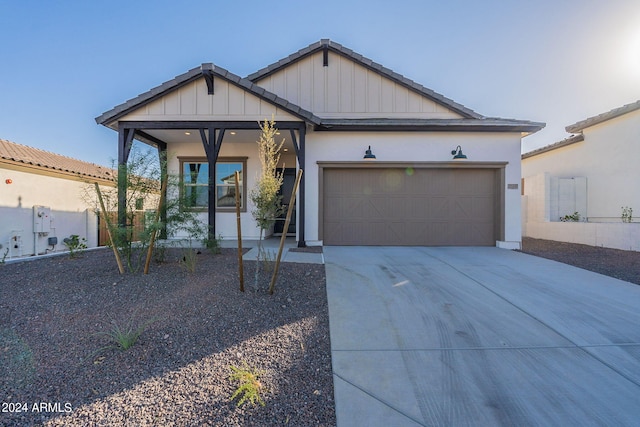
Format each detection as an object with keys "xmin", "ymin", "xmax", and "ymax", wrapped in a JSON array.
[{"xmin": 180, "ymin": 157, "xmax": 246, "ymax": 211}]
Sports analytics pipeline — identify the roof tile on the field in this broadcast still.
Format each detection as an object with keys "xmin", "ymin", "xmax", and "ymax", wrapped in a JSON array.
[
  {"xmin": 566, "ymin": 100, "xmax": 640, "ymax": 133},
  {"xmin": 0, "ymin": 139, "xmax": 115, "ymax": 181}
]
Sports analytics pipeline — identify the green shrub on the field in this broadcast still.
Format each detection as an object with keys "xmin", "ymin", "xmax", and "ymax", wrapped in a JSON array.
[
  {"xmin": 560, "ymin": 212, "xmax": 580, "ymax": 222},
  {"xmin": 63, "ymin": 235, "xmax": 87, "ymax": 258},
  {"xmin": 94, "ymin": 316, "xmax": 157, "ymax": 353},
  {"xmin": 230, "ymin": 364, "xmax": 265, "ymax": 407}
]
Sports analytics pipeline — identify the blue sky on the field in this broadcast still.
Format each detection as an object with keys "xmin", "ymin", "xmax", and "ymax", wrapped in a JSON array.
[{"xmin": 1, "ymin": 0, "xmax": 639, "ymax": 167}]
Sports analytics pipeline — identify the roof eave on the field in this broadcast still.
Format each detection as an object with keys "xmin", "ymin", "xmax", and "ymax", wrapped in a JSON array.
[
  {"xmin": 316, "ymin": 119, "xmax": 545, "ymax": 133},
  {"xmin": 522, "ymin": 133, "xmax": 584, "ymax": 159},
  {"xmin": 565, "ymin": 100, "xmax": 640, "ymax": 133}
]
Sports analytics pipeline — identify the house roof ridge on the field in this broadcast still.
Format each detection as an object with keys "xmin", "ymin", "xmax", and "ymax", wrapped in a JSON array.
[
  {"xmin": 0, "ymin": 138, "xmax": 115, "ymax": 180},
  {"xmin": 246, "ymin": 39, "xmax": 484, "ymax": 120},
  {"xmin": 566, "ymin": 99, "xmax": 640, "ymax": 133}
]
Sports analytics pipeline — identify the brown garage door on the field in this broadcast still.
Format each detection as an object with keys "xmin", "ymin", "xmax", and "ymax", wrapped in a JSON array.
[{"xmin": 323, "ymin": 168, "xmax": 498, "ymax": 246}]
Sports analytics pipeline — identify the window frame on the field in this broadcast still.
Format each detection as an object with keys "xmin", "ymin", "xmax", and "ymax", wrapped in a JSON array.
[{"xmin": 178, "ymin": 156, "xmax": 247, "ymax": 213}]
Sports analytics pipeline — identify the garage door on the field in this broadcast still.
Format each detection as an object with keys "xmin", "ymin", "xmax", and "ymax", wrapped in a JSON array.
[{"xmin": 322, "ymin": 168, "xmax": 498, "ymax": 246}]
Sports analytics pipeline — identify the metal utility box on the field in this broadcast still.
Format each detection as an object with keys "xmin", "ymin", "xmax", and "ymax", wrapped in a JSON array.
[{"xmin": 33, "ymin": 206, "xmax": 52, "ymax": 234}]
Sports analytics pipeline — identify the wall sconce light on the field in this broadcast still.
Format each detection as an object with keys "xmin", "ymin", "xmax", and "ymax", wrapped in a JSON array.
[
  {"xmin": 5, "ymin": 179, "xmax": 12, "ymax": 184},
  {"xmin": 451, "ymin": 145, "xmax": 467, "ymax": 160},
  {"xmin": 363, "ymin": 145, "xmax": 376, "ymax": 160}
]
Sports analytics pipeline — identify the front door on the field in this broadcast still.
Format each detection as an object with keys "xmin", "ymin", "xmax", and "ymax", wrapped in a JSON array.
[{"xmin": 274, "ymin": 168, "xmax": 297, "ymax": 235}]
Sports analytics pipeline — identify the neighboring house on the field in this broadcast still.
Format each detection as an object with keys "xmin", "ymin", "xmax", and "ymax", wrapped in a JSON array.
[
  {"xmin": 0, "ymin": 138, "xmax": 115, "ymax": 258},
  {"xmin": 522, "ymin": 100, "xmax": 640, "ymax": 250},
  {"xmin": 96, "ymin": 39, "xmax": 544, "ymax": 249}
]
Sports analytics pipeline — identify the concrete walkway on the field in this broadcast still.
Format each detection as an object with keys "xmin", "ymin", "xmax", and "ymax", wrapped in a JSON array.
[
  {"xmin": 221, "ymin": 237, "xmax": 324, "ymax": 264},
  {"xmin": 324, "ymin": 246, "xmax": 640, "ymax": 426}
]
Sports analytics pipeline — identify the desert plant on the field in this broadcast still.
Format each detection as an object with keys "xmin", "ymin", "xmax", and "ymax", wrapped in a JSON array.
[
  {"xmin": 63, "ymin": 234, "xmax": 87, "ymax": 258},
  {"xmin": 250, "ymin": 118, "xmax": 285, "ymax": 291},
  {"xmin": 180, "ymin": 248, "xmax": 199, "ymax": 273},
  {"xmin": 83, "ymin": 146, "xmax": 162, "ymax": 272},
  {"xmin": 0, "ymin": 246, "xmax": 8, "ymax": 264},
  {"xmin": 204, "ymin": 233, "xmax": 223, "ymax": 255},
  {"xmin": 622, "ymin": 206, "xmax": 633, "ymax": 223},
  {"xmin": 259, "ymin": 247, "xmax": 276, "ymax": 273},
  {"xmin": 94, "ymin": 315, "xmax": 157, "ymax": 353},
  {"xmin": 229, "ymin": 364, "xmax": 265, "ymax": 407},
  {"xmin": 560, "ymin": 212, "xmax": 580, "ymax": 222},
  {"xmin": 85, "ymin": 146, "xmax": 207, "ymax": 274}
]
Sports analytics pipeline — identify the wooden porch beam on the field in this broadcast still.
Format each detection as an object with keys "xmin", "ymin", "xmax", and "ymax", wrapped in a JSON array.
[
  {"xmin": 199, "ymin": 127, "xmax": 226, "ymax": 240},
  {"xmin": 117, "ymin": 125, "xmax": 137, "ymax": 228},
  {"xmin": 120, "ymin": 120, "xmax": 304, "ymax": 130},
  {"xmin": 202, "ymin": 69, "xmax": 215, "ymax": 95}
]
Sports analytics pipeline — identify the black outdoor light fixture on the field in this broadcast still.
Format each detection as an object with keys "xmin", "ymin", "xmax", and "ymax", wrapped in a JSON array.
[
  {"xmin": 451, "ymin": 145, "xmax": 467, "ymax": 160},
  {"xmin": 363, "ymin": 145, "xmax": 376, "ymax": 160}
]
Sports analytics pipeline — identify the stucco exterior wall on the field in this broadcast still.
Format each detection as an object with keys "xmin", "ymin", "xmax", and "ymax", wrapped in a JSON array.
[
  {"xmin": 166, "ymin": 139, "xmax": 296, "ymax": 241},
  {"xmin": 303, "ymin": 130, "xmax": 524, "ymax": 247},
  {"xmin": 0, "ymin": 166, "xmax": 99, "ymax": 211},
  {"xmin": 522, "ymin": 108, "xmax": 640, "ymax": 221},
  {"xmin": 0, "ymin": 167, "xmax": 103, "ymax": 258},
  {"xmin": 524, "ymin": 220, "xmax": 640, "ymax": 252}
]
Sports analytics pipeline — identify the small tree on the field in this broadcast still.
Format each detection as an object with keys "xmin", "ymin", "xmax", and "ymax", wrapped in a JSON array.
[
  {"xmin": 83, "ymin": 146, "xmax": 161, "ymax": 272},
  {"xmin": 85, "ymin": 144, "xmax": 206, "ymax": 273},
  {"xmin": 250, "ymin": 118, "xmax": 285, "ymax": 290}
]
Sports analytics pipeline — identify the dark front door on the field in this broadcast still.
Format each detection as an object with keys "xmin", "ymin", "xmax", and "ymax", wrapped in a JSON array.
[{"xmin": 274, "ymin": 168, "xmax": 297, "ymax": 235}]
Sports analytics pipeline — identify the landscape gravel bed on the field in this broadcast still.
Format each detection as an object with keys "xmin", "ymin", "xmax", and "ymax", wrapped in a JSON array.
[
  {"xmin": 0, "ymin": 248, "xmax": 335, "ymax": 426},
  {"xmin": 520, "ymin": 237, "xmax": 640, "ymax": 285}
]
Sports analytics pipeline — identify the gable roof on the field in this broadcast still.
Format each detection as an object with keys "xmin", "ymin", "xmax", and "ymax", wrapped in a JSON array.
[
  {"xmin": 95, "ymin": 63, "xmax": 322, "ymax": 127},
  {"xmin": 0, "ymin": 138, "xmax": 115, "ymax": 182},
  {"xmin": 521, "ymin": 133, "xmax": 585, "ymax": 159},
  {"xmin": 566, "ymin": 100, "xmax": 640, "ymax": 133},
  {"xmin": 247, "ymin": 39, "xmax": 483, "ymax": 120},
  {"xmin": 96, "ymin": 40, "xmax": 544, "ymax": 135}
]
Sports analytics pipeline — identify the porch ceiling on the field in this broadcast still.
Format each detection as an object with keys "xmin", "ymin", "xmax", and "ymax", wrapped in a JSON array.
[{"xmin": 140, "ymin": 128, "xmax": 296, "ymax": 152}]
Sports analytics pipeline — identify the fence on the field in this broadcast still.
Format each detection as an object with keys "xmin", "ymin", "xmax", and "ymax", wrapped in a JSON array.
[
  {"xmin": 0, "ymin": 206, "xmax": 98, "ymax": 259},
  {"xmin": 98, "ymin": 211, "xmax": 149, "ymax": 246}
]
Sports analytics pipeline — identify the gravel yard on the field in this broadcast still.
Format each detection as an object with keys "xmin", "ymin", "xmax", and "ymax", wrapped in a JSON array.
[
  {"xmin": 2, "ymin": 237, "xmax": 637, "ymax": 426},
  {"xmin": 520, "ymin": 237, "xmax": 640, "ymax": 285},
  {"xmin": 0, "ymin": 248, "xmax": 335, "ymax": 427}
]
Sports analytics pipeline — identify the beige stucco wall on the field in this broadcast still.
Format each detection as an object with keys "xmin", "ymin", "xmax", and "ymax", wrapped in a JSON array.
[
  {"xmin": 0, "ymin": 166, "xmax": 106, "ymax": 257},
  {"xmin": 523, "ymin": 108, "xmax": 640, "ymax": 221}
]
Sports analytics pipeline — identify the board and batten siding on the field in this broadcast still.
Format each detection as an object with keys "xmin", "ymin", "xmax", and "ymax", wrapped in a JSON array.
[
  {"xmin": 254, "ymin": 50, "xmax": 463, "ymax": 119},
  {"xmin": 119, "ymin": 79, "xmax": 300, "ymax": 122}
]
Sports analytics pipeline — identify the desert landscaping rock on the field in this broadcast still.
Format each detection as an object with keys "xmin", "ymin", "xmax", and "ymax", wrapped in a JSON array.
[
  {"xmin": 0, "ymin": 248, "xmax": 335, "ymax": 426},
  {"xmin": 521, "ymin": 237, "xmax": 640, "ymax": 285}
]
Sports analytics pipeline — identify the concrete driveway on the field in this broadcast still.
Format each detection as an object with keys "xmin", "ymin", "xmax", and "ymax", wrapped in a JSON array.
[{"xmin": 324, "ymin": 246, "xmax": 640, "ymax": 426}]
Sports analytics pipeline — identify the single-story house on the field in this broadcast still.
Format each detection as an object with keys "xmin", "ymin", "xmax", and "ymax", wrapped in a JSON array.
[
  {"xmin": 96, "ymin": 39, "xmax": 544, "ymax": 248},
  {"xmin": 0, "ymin": 138, "xmax": 114, "ymax": 257},
  {"xmin": 522, "ymin": 100, "xmax": 640, "ymax": 250}
]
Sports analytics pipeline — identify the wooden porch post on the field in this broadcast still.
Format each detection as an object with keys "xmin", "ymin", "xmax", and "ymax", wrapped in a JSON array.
[
  {"xmin": 157, "ymin": 141, "xmax": 168, "ymax": 239},
  {"xmin": 289, "ymin": 125, "xmax": 306, "ymax": 247},
  {"xmin": 117, "ymin": 124, "xmax": 136, "ymax": 228},
  {"xmin": 200, "ymin": 126, "xmax": 225, "ymax": 241}
]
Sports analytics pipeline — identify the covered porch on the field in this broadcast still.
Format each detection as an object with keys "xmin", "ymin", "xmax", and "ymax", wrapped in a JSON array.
[{"xmin": 96, "ymin": 63, "xmax": 320, "ymax": 247}]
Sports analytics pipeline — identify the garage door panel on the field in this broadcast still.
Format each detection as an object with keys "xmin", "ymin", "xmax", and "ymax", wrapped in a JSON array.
[{"xmin": 323, "ymin": 168, "xmax": 497, "ymax": 246}]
